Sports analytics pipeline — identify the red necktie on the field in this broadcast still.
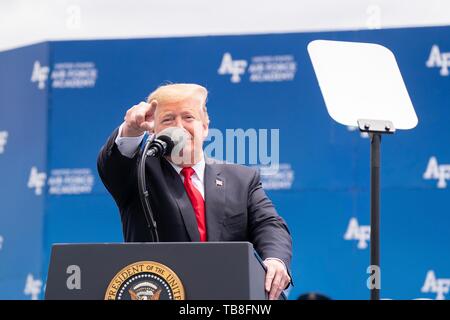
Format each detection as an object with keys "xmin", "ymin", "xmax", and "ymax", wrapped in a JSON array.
[{"xmin": 181, "ymin": 167, "xmax": 207, "ymax": 242}]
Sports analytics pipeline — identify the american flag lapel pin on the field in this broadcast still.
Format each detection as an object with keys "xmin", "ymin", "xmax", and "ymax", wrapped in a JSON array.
[{"xmin": 215, "ymin": 179, "xmax": 223, "ymax": 187}]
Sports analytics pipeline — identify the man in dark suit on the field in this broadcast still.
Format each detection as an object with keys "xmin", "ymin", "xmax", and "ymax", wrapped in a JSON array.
[{"xmin": 97, "ymin": 83, "xmax": 292, "ymax": 299}]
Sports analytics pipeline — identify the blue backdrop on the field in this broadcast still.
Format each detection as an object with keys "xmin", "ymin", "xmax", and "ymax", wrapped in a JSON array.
[{"xmin": 0, "ymin": 26, "xmax": 449, "ymax": 300}]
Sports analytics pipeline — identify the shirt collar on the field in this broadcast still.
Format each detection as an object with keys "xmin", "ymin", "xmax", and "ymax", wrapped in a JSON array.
[{"xmin": 168, "ymin": 155, "xmax": 205, "ymax": 183}]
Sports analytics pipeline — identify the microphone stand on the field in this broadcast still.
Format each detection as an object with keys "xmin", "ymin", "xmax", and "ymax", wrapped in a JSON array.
[{"xmin": 137, "ymin": 133, "xmax": 159, "ymax": 242}]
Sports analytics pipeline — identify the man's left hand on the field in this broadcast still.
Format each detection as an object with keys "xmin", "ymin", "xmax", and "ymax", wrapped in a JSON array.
[{"xmin": 263, "ymin": 259, "xmax": 291, "ymax": 300}]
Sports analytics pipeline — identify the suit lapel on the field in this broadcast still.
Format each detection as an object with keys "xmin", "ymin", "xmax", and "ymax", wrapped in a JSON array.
[
  {"xmin": 204, "ymin": 161, "xmax": 226, "ymax": 241},
  {"xmin": 161, "ymin": 159, "xmax": 200, "ymax": 242}
]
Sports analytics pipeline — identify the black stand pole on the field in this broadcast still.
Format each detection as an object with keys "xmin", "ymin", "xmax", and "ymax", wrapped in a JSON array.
[
  {"xmin": 138, "ymin": 135, "xmax": 159, "ymax": 242},
  {"xmin": 358, "ymin": 119, "xmax": 394, "ymax": 301},
  {"xmin": 370, "ymin": 133, "xmax": 381, "ymax": 300}
]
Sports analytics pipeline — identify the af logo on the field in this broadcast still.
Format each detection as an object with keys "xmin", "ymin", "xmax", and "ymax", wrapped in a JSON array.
[
  {"xmin": 105, "ymin": 261, "xmax": 185, "ymax": 300},
  {"xmin": 421, "ymin": 270, "xmax": 450, "ymax": 300},
  {"xmin": 343, "ymin": 217, "xmax": 370, "ymax": 249},
  {"xmin": 0, "ymin": 131, "xmax": 8, "ymax": 154},
  {"xmin": 31, "ymin": 61, "xmax": 50, "ymax": 90},
  {"xmin": 24, "ymin": 273, "xmax": 43, "ymax": 300},
  {"xmin": 426, "ymin": 45, "xmax": 450, "ymax": 76},
  {"xmin": 27, "ymin": 166, "xmax": 47, "ymax": 195},
  {"xmin": 218, "ymin": 52, "xmax": 248, "ymax": 83},
  {"xmin": 423, "ymin": 156, "xmax": 450, "ymax": 189}
]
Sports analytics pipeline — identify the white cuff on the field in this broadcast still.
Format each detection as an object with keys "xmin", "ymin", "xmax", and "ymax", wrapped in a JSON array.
[
  {"xmin": 114, "ymin": 123, "xmax": 146, "ymax": 158},
  {"xmin": 264, "ymin": 257, "xmax": 287, "ymax": 271}
]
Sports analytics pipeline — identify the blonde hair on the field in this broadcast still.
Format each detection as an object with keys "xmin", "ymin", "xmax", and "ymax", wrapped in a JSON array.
[{"xmin": 147, "ymin": 83, "xmax": 210, "ymax": 125}]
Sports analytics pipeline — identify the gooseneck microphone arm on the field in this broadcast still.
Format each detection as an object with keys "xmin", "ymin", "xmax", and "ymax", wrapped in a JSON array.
[{"xmin": 137, "ymin": 134, "xmax": 160, "ymax": 242}]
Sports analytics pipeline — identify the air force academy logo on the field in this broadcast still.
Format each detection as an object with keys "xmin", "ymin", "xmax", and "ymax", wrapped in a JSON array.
[
  {"xmin": 344, "ymin": 217, "xmax": 370, "ymax": 249},
  {"xmin": 421, "ymin": 270, "xmax": 450, "ymax": 300},
  {"xmin": 24, "ymin": 274, "xmax": 43, "ymax": 300},
  {"xmin": 218, "ymin": 52, "xmax": 297, "ymax": 83},
  {"xmin": 31, "ymin": 61, "xmax": 50, "ymax": 90},
  {"xmin": 423, "ymin": 156, "xmax": 450, "ymax": 189},
  {"xmin": 426, "ymin": 45, "xmax": 450, "ymax": 76},
  {"xmin": 218, "ymin": 53, "xmax": 248, "ymax": 83},
  {"xmin": 0, "ymin": 131, "xmax": 8, "ymax": 154},
  {"xmin": 27, "ymin": 166, "xmax": 47, "ymax": 195}
]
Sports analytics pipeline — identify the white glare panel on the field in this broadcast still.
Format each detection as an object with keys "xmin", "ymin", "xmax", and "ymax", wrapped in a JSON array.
[{"xmin": 308, "ymin": 40, "xmax": 418, "ymax": 130}]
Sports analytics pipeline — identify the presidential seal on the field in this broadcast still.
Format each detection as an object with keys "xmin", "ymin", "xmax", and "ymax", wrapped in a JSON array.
[{"xmin": 105, "ymin": 261, "xmax": 185, "ymax": 300}]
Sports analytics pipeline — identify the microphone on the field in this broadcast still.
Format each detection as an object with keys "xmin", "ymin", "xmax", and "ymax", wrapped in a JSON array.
[
  {"xmin": 137, "ymin": 126, "xmax": 190, "ymax": 241},
  {"xmin": 146, "ymin": 127, "xmax": 189, "ymax": 158}
]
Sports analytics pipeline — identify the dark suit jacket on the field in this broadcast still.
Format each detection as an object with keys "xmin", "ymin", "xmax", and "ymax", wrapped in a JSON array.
[{"xmin": 97, "ymin": 128, "xmax": 293, "ymax": 269}]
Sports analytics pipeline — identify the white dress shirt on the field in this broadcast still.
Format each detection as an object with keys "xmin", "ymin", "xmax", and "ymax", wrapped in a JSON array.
[{"xmin": 167, "ymin": 158, "xmax": 205, "ymax": 199}]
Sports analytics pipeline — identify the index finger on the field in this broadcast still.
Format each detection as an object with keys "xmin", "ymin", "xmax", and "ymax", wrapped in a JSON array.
[
  {"xmin": 138, "ymin": 100, "xmax": 157, "ymax": 114},
  {"xmin": 264, "ymin": 265, "xmax": 276, "ymax": 292},
  {"xmin": 147, "ymin": 99, "xmax": 158, "ymax": 112}
]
